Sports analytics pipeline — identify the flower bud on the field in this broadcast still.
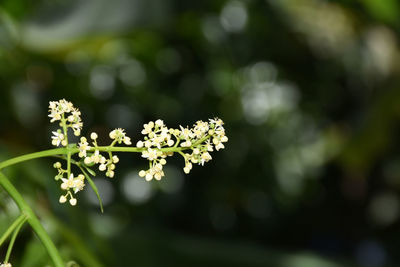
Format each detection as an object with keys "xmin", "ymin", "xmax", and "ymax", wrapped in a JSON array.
[
  {"xmin": 59, "ymin": 195, "xmax": 67, "ymax": 203},
  {"xmin": 145, "ymin": 173, "xmax": 153, "ymax": 181},
  {"xmin": 90, "ymin": 132, "xmax": 98, "ymax": 140},
  {"xmin": 69, "ymin": 198, "xmax": 77, "ymax": 206},
  {"xmin": 53, "ymin": 162, "xmax": 62, "ymax": 169},
  {"xmin": 136, "ymin": 141, "xmax": 144, "ymax": 148},
  {"xmin": 84, "ymin": 157, "xmax": 92, "ymax": 165}
]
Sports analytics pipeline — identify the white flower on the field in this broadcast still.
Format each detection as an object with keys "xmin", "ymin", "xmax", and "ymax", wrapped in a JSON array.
[
  {"xmin": 136, "ymin": 140, "xmax": 144, "ymax": 148},
  {"xmin": 142, "ymin": 148, "xmax": 158, "ymax": 161},
  {"xmin": 205, "ymin": 140, "xmax": 214, "ymax": 151},
  {"xmin": 106, "ymin": 170, "xmax": 115, "ymax": 178},
  {"xmin": 123, "ymin": 136, "xmax": 132, "ymax": 145},
  {"xmin": 0, "ymin": 262, "xmax": 12, "ymax": 267},
  {"xmin": 209, "ymin": 117, "xmax": 224, "ymax": 128},
  {"xmin": 109, "ymin": 128, "xmax": 132, "ymax": 145},
  {"xmin": 215, "ymin": 142, "xmax": 225, "ymax": 151},
  {"xmin": 155, "ymin": 119, "xmax": 164, "ymax": 127},
  {"xmin": 73, "ymin": 174, "xmax": 85, "ymax": 193},
  {"xmin": 60, "ymin": 173, "xmax": 85, "ymax": 193},
  {"xmin": 51, "ymin": 131, "xmax": 65, "ymax": 147},
  {"xmin": 167, "ymin": 139, "xmax": 174, "ymax": 146},
  {"xmin": 84, "ymin": 157, "xmax": 92, "ymax": 165},
  {"xmin": 145, "ymin": 172, "xmax": 153, "ymax": 181},
  {"xmin": 69, "ymin": 198, "xmax": 77, "ymax": 206},
  {"xmin": 90, "ymin": 150, "xmax": 103, "ymax": 164},
  {"xmin": 48, "ymin": 99, "xmax": 82, "ymax": 125},
  {"xmin": 90, "ymin": 132, "xmax": 98, "ymax": 140},
  {"xmin": 183, "ymin": 161, "xmax": 192, "ymax": 174},
  {"xmin": 180, "ymin": 140, "xmax": 192, "ymax": 147},
  {"xmin": 179, "ymin": 126, "xmax": 194, "ymax": 140},
  {"xmin": 49, "ymin": 99, "xmax": 84, "ymax": 147},
  {"xmin": 48, "ymin": 109, "xmax": 62, "ymax": 123},
  {"xmin": 61, "ymin": 173, "xmax": 75, "ymax": 190},
  {"xmin": 141, "ymin": 121, "xmax": 154, "ymax": 135},
  {"xmin": 144, "ymin": 140, "xmax": 152, "ymax": 148},
  {"xmin": 59, "ymin": 195, "xmax": 67, "ymax": 203},
  {"xmin": 153, "ymin": 164, "xmax": 164, "ymax": 180},
  {"xmin": 200, "ymin": 152, "xmax": 212, "ymax": 165},
  {"xmin": 193, "ymin": 120, "xmax": 209, "ymax": 138},
  {"xmin": 72, "ymin": 121, "xmax": 83, "ymax": 132},
  {"xmin": 78, "ymin": 137, "xmax": 91, "ymax": 158}
]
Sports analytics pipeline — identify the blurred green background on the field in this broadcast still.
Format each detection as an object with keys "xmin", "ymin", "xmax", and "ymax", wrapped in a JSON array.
[{"xmin": 1, "ymin": 0, "xmax": 400, "ymax": 266}]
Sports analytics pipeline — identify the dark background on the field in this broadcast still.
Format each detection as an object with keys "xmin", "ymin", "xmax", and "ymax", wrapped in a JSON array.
[{"xmin": 1, "ymin": 0, "xmax": 400, "ymax": 266}]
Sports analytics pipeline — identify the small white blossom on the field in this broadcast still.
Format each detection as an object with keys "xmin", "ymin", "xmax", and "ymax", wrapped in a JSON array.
[
  {"xmin": 84, "ymin": 157, "xmax": 92, "ymax": 165},
  {"xmin": 180, "ymin": 140, "xmax": 192, "ymax": 147},
  {"xmin": 155, "ymin": 119, "xmax": 164, "ymax": 127},
  {"xmin": 141, "ymin": 121, "xmax": 154, "ymax": 135},
  {"xmin": 73, "ymin": 174, "xmax": 85, "ymax": 193},
  {"xmin": 136, "ymin": 140, "xmax": 144, "ymax": 148},
  {"xmin": 167, "ymin": 139, "xmax": 174, "ymax": 146},
  {"xmin": 69, "ymin": 198, "xmax": 77, "ymax": 206},
  {"xmin": 59, "ymin": 195, "xmax": 67, "ymax": 203},
  {"xmin": 60, "ymin": 173, "xmax": 85, "ymax": 193},
  {"xmin": 78, "ymin": 137, "xmax": 91, "ymax": 158},
  {"xmin": 61, "ymin": 174, "xmax": 75, "ymax": 190},
  {"xmin": 88, "ymin": 150, "xmax": 103, "ymax": 164},
  {"xmin": 90, "ymin": 132, "xmax": 98, "ymax": 140},
  {"xmin": 200, "ymin": 152, "xmax": 212, "ymax": 165},
  {"xmin": 142, "ymin": 148, "xmax": 158, "ymax": 161},
  {"xmin": 107, "ymin": 170, "xmax": 115, "ymax": 178},
  {"xmin": 109, "ymin": 128, "xmax": 132, "ymax": 145},
  {"xmin": 51, "ymin": 131, "xmax": 65, "ymax": 147},
  {"xmin": 179, "ymin": 126, "xmax": 194, "ymax": 140}
]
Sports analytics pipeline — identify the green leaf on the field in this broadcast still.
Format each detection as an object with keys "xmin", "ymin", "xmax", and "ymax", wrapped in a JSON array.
[
  {"xmin": 83, "ymin": 166, "xmax": 96, "ymax": 177},
  {"xmin": 80, "ymin": 168, "xmax": 104, "ymax": 213}
]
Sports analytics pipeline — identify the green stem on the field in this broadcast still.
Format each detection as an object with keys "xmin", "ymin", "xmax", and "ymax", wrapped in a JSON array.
[
  {"xmin": 5, "ymin": 214, "xmax": 27, "ymax": 263},
  {"xmin": 0, "ymin": 140, "xmax": 202, "ymax": 171},
  {"xmin": 0, "ymin": 172, "xmax": 65, "ymax": 267},
  {"xmin": 0, "ymin": 213, "xmax": 27, "ymax": 248},
  {"xmin": 67, "ymin": 151, "xmax": 71, "ymax": 177},
  {"xmin": 0, "ymin": 148, "xmax": 70, "ymax": 170}
]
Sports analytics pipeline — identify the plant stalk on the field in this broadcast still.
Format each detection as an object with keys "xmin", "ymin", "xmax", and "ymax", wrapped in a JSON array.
[{"xmin": 0, "ymin": 172, "xmax": 65, "ymax": 267}]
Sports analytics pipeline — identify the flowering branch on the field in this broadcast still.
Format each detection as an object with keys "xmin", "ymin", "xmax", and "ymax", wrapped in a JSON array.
[
  {"xmin": 0, "ymin": 98, "xmax": 228, "ymax": 266},
  {"xmin": 47, "ymin": 99, "xmax": 228, "ymax": 206}
]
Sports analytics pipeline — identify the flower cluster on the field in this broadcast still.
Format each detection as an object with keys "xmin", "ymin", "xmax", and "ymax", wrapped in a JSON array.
[
  {"xmin": 78, "ymin": 130, "xmax": 127, "ymax": 178},
  {"xmin": 53, "ymin": 162, "xmax": 84, "ymax": 206},
  {"xmin": 48, "ymin": 99, "xmax": 228, "ymax": 207},
  {"xmin": 136, "ymin": 120, "xmax": 175, "ymax": 181},
  {"xmin": 109, "ymin": 128, "xmax": 132, "ymax": 145},
  {"xmin": 49, "ymin": 99, "xmax": 83, "ymax": 145},
  {"xmin": 136, "ymin": 118, "xmax": 228, "ymax": 180},
  {"xmin": 0, "ymin": 262, "xmax": 12, "ymax": 267}
]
